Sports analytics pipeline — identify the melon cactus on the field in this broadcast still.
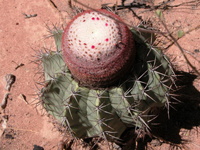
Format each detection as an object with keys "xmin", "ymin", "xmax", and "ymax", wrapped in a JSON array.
[{"xmin": 36, "ymin": 9, "xmax": 176, "ymax": 143}]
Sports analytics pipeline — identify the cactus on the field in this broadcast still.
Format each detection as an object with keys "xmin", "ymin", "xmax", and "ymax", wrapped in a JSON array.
[{"xmin": 36, "ymin": 9, "xmax": 175, "ymax": 142}]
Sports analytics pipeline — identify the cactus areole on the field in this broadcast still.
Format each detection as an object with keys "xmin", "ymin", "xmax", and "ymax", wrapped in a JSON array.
[{"xmin": 62, "ymin": 9, "xmax": 135, "ymax": 88}]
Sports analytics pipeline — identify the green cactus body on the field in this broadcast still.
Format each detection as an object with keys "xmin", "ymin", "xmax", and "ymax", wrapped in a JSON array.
[{"xmin": 39, "ymin": 10, "xmax": 175, "ymax": 141}]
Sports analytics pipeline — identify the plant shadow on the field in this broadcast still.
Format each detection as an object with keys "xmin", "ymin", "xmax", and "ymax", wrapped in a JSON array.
[
  {"xmin": 150, "ymin": 71, "xmax": 200, "ymax": 147},
  {"xmin": 122, "ymin": 71, "xmax": 200, "ymax": 150}
]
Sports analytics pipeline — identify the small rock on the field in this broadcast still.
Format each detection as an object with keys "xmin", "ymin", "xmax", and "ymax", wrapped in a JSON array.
[
  {"xmin": 33, "ymin": 145, "xmax": 44, "ymax": 150},
  {"xmin": 4, "ymin": 74, "xmax": 16, "ymax": 91},
  {"xmin": 150, "ymin": 139, "xmax": 162, "ymax": 147}
]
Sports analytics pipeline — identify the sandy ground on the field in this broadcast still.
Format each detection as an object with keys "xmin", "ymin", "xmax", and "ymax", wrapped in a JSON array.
[{"xmin": 0, "ymin": 0, "xmax": 200, "ymax": 149}]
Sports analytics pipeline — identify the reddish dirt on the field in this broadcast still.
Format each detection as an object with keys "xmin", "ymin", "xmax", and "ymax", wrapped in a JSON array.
[{"xmin": 0, "ymin": 0, "xmax": 200, "ymax": 150}]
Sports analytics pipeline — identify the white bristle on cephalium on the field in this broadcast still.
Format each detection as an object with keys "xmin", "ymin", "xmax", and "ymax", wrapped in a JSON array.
[{"xmin": 67, "ymin": 11, "xmax": 121, "ymax": 61}]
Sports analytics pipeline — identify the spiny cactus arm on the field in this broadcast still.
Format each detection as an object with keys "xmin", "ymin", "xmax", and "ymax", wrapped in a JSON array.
[
  {"xmin": 86, "ymin": 90, "xmax": 107, "ymax": 136},
  {"xmin": 63, "ymin": 82, "xmax": 93, "ymax": 138},
  {"xmin": 42, "ymin": 74, "xmax": 93, "ymax": 138},
  {"xmin": 129, "ymin": 80, "xmax": 150, "ymax": 112},
  {"xmin": 130, "ymin": 32, "xmax": 174, "ymax": 109},
  {"xmin": 40, "ymin": 51, "xmax": 91, "ymax": 137},
  {"xmin": 41, "ymin": 75, "xmax": 71, "ymax": 122},
  {"xmin": 52, "ymin": 29, "xmax": 63, "ymax": 52},
  {"xmin": 46, "ymin": 24, "xmax": 63, "ymax": 52},
  {"xmin": 42, "ymin": 24, "xmax": 67, "ymax": 81},
  {"xmin": 147, "ymin": 63, "xmax": 168, "ymax": 99},
  {"xmin": 110, "ymin": 86, "xmax": 141, "ymax": 127},
  {"xmin": 135, "ymin": 64, "xmax": 166, "ymax": 112},
  {"xmin": 42, "ymin": 52, "xmax": 69, "ymax": 81},
  {"xmin": 150, "ymin": 46, "xmax": 175, "ymax": 79},
  {"xmin": 130, "ymin": 62, "xmax": 169, "ymax": 110},
  {"xmin": 86, "ymin": 90, "xmax": 126, "ymax": 139}
]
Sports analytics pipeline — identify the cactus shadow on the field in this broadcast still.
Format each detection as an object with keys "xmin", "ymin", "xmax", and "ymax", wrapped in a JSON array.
[
  {"xmin": 150, "ymin": 71, "xmax": 200, "ymax": 149},
  {"xmin": 150, "ymin": 71, "xmax": 200, "ymax": 144},
  {"xmin": 120, "ymin": 71, "xmax": 200, "ymax": 150}
]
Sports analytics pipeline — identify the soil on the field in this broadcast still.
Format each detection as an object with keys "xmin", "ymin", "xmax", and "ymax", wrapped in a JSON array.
[{"xmin": 0, "ymin": 0, "xmax": 200, "ymax": 150}]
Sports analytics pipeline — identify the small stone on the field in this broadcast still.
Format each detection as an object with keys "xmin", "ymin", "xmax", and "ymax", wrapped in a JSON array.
[
  {"xmin": 33, "ymin": 145, "xmax": 44, "ymax": 150},
  {"xmin": 194, "ymin": 49, "xmax": 199, "ymax": 53},
  {"xmin": 4, "ymin": 74, "xmax": 16, "ymax": 91}
]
